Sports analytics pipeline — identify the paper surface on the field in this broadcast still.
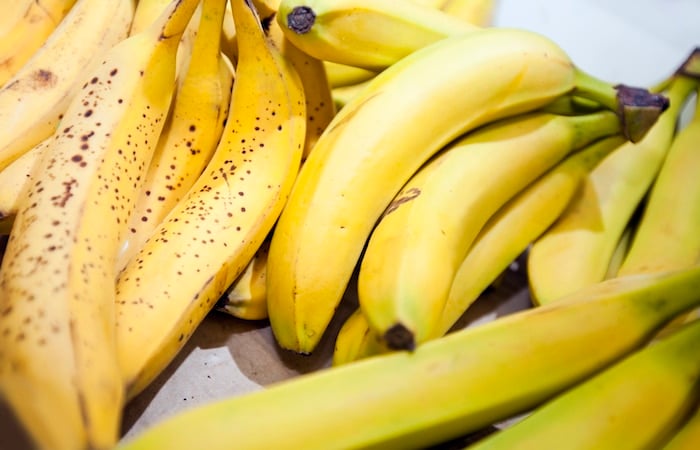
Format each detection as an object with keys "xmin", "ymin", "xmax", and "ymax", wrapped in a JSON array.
[{"xmin": 121, "ymin": 0, "xmax": 700, "ymax": 443}]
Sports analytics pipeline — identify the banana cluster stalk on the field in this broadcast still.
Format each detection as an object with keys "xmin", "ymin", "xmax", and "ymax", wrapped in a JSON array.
[{"xmin": 116, "ymin": 265, "xmax": 700, "ymax": 450}]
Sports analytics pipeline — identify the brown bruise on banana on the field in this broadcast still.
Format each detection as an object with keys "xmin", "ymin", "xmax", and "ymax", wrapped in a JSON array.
[{"xmin": 381, "ymin": 187, "xmax": 421, "ymax": 218}]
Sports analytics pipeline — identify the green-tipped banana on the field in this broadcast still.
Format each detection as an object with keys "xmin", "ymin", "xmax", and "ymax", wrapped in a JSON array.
[
  {"xmin": 333, "ymin": 136, "xmax": 625, "ymax": 365},
  {"xmin": 276, "ymin": 0, "xmax": 478, "ymax": 70},
  {"xmin": 0, "ymin": 0, "xmax": 199, "ymax": 448},
  {"xmin": 358, "ymin": 111, "xmax": 622, "ymax": 350},
  {"xmin": 266, "ymin": 25, "xmax": 665, "ymax": 354},
  {"xmin": 114, "ymin": 0, "xmax": 306, "ymax": 399},
  {"xmin": 470, "ymin": 316, "xmax": 700, "ymax": 450},
  {"xmin": 117, "ymin": 264, "xmax": 700, "ymax": 450},
  {"xmin": 527, "ymin": 74, "xmax": 698, "ymax": 306}
]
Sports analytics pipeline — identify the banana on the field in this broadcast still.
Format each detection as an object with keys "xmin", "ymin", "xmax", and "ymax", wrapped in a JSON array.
[
  {"xmin": 333, "ymin": 136, "xmax": 625, "ymax": 365},
  {"xmin": 130, "ymin": 0, "xmax": 174, "ymax": 35},
  {"xmin": 0, "ymin": 0, "xmax": 78, "ymax": 87},
  {"xmin": 118, "ymin": 0, "xmax": 234, "ymax": 269},
  {"xmin": 323, "ymin": 60, "xmax": 377, "ymax": 88},
  {"xmin": 117, "ymin": 264, "xmax": 700, "ymax": 450},
  {"xmin": 276, "ymin": 0, "xmax": 478, "ymax": 70},
  {"xmin": 470, "ymin": 316, "xmax": 700, "ymax": 450},
  {"xmin": 527, "ymin": 74, "xmax": 698, "ymax": 306},
  {"xmin": 0, "ymin": 136, "xmax": 49, "ymax": 223},
  {"xmin": 330, "ymin": 77, "xmax": 372, "ymax": 110},
  {"xmin": 0, "ymin": 0, "xmax": 136, "ymax": 172},
  {"xmin": 663, "ymin": 400, "xmax": 700, "ymax": 450},
  {"xmin": 267, "ymin": 10, "xmax": 336, "ymax": 160},
  {"xmin": 603, "ymin": 220, "xmax": 635, "ymax": 279},
  {"xmin": 0, "ymin": 0, "xmax": 199, "ymax": 448},
  {"xmin": 114, "ymin": 0, "xmax": 306, "ymax": 399},
  {"xmin": 216, "ymin": 236, "xmax": 271, "ymax": 320},
  {"xmin": 358, "ymin": 110, "xmax": 623, "ymax": 350},
  {"xmin": 265, "ymin": 24, "xmax": 667, "ymax": 354},
  {"xmin": 440, "ymin": 0, "xmax": 495, "ymax": 26},
  {"xmin": 617, "ymin": 90, "xmax": 700, "ymax": 276}
]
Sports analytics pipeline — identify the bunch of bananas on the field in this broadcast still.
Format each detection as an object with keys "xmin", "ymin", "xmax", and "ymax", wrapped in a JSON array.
[{"xmin": 0, "ymin": 0, "xmax": 698, "ymax": 448}]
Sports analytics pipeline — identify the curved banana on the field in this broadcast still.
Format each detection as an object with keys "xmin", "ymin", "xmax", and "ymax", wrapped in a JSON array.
[
  {"xmin": 663, "ymin": 400, "xmax": 700, "ymax": 450},
  {"xmin": 0, "ymin": 0, "xmax": 77, "ymax": 87},
  {"xmin": 216, "ymin": 236, "xmax": 271, "ymax": 320},
  {"xmin": 470, "ymin": 316, "xmax": 700, "ymax": 450},
  {"xmin": 0, "ymin": 137, "xmax": 50, "ymax": 222},
  {"xmin": 323, "ymin": 61, "xmax": 377, "ymax": 88},
  {"xmin": 0, "ymin": 0, "xmax": 136, "ymax": 172},
  {"xmin": 276, "ymin": 0, "xmax": 478, "ymax": 70},
  {"xmin": 117, "ymin": 264, "xmax": 700, "ymax": 450},
  {"xmin": 118, "ymin": 0, "xmax": 234, "ymax": 269},
  {"xmin": 268, "ymin": 12, "xmax": 336, "ymax": 160},
  {"xmin": 333, "ymin": 136, "xmax": 625, "ymax": 364},
  {"xmin": 527, "ymin": 75, "xmax": 698, "ymax": 306},
  {"xmin": 266, "ymin": 24, "xmax": 665, "ymax": 354},
  {"xmin": 358, "ymin": 111, "xmax": 622, "ymax": 350},
  {"xmin": 617, "ymin": 91, "xmax": 700, "ymax": 276},
  {"xmin": 0, "ymin": 0, "xmax": 198, "ymax": 448},
  {"xmin": 114, "ymin": 0, "xmax": 306, "ymax": 399}
]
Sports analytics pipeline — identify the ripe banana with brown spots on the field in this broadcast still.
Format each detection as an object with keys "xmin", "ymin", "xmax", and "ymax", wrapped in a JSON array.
[
  {"xmin": 118, "ymin": 0, "xmax": 234, "ymax": 269},
  {"xmin": 0, "ymin": 0, "xmax": 199, "ymax": 448},
  {"xmin": 114, "ymin": 0, "xmax": 306, "ymax": 400},
  {"xmin": 0, "ymin": 0, "xmax": 78, "ymax": 87},
  {"xmin": 0, "ymin": 0, "xmax": 135, "ymax": 171}
]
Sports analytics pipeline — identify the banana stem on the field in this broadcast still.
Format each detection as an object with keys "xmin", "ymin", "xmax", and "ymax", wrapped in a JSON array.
[{"xmin": 572, "ymin": 67, "xmax": 669, "ymax": 143}]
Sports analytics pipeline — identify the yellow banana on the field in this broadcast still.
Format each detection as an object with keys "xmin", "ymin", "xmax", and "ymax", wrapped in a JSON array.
[
  {"xmin": 617, "ymin": 90, "xmax": 700, "ymax": 276},
  {"xmin": 527, "ymin": 74, "xmax": 698, "ymax": 306},
  {"xmin": 267, "ymin": 11, "xmax": 335, "ymax": 160},
  {"xmin": 440, "ymin": 0, "xmax": 495, "ymax": 26},
  {"xmin": 276, "ymin": 0, "xmax": 478, "ymax": 70},
  {"xmin": 358, "ymin": 110, "xmax": 622, "ymax": 350},
  {"xmin": 0, "ymin": 0, "xmax": 77, "ymax": 87},
  {"xmin": 0, "ymin": 136, "xmax": 49, "ymax": 223},
  {"xmin": 0, "ymin": 0, "xmax": 136, "ymax": 171},
  {"xmin": 119, "ymin": 0, "xmax": 234, "ymax": 269},
  {"xmin": 470, "ymin": 316, "xmax": 700, "ymax": 450},
  {"xmin": 116, "ymin": 264, "xmax": 700, "ymax": 450},
  {"xmin": 265, "ymin": 24, "xmax": 667, "ymax": 354},
  {"xmin": 333, "ymin": 136, "xmax": 625, "ymax": 365},
  {"xmin": 130, "ymin": 0, "xmax": 174, "ymax": 35},
  {"xmin": 216, "ymin": 236, "xmax": 271, "ymax": 320},
  {"xmin": 323, "ymin": 60, "xmax": 377, "ymax": 88},
  {"xmin": 0, "ymin": 0, "xmax": 199, "ymax": 448},
  {"xmin": 114, "ymin": 0, "xmax": 306, "ymax": 399},
  {"xmin": 330, "ymin": 77, "xmax": 372, "ymax": 110},
  {"xmin": 663, "ymin": 400, "xmax": 700, "ymax": 450}
]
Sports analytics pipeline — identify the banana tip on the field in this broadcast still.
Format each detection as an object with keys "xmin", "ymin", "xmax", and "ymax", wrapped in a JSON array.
[
  {"xmin": 287, "ymin": 6, "xmax": 316, "ymax": 34},
  {"xmin": 384, "ymin": 324, "xmax": 416, "ymax": 351}
]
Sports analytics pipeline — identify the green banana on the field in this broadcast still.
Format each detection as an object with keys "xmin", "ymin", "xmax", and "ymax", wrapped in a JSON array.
[
  {"xmin": 276, "ymin": 0, "xmax": 478, "ymax": 70},
  {"xmin": 527, "ymin": 74, "xmax": 698, "ymax": 306},
  {"xmin": 117, "ymin": 264, "xmax": 700, "ymax": 450},
  {"xmin": 265, "ymin": 24, "xmax": 665, "ymax": 354},
  {"xmin": 0, "ymin": 0, "xmax": 199, "ymax": 447},
  {"xmin": 470, "ymin": 316, "xmax": 700, "ymax": 450},
  {"xmin": 114, "ymin": 0, "xmax": 306, "ymax": 399},
  {"xmin": 358, "ymin": 110, "xmax": 622, "ymax": 350}
]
